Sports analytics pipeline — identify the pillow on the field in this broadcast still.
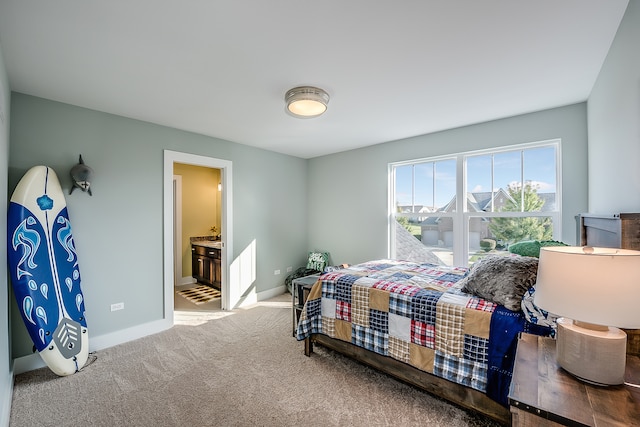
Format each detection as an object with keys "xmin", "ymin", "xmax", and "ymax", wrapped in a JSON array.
[
  {"xmin": 508, "ymin": 240, "xmax": 568, "ymax": 258},
  {"xmin": 521, "ymin": 286, "xmax": 558, "ymax": 335},
  {"xmin": 306, "ymin": 251, "xmax": 329, "ymax": 271},
  {"xmin": 324, "ymin": 263, "xmax": 349, "ymax": 273},
  {"xmin": 459, "ymin": 255, "xmax": 539, "ymax": 311}
]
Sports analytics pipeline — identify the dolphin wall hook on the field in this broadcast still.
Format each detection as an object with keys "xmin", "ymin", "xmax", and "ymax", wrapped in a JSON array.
[{"xmin": 69, "ymin": 155, "xmax": 93, "ymax": 196}]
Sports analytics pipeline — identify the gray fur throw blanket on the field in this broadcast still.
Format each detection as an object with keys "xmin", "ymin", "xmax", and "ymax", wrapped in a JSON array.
[{"xmin": 458, "ymin": 255, "xmax": 539, "ymax": 312}]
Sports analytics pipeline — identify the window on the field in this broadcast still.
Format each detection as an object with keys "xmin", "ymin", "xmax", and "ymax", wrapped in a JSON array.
[{"xmin": 390, "ymin": 140, "xmax": 560, "ymax": 266}]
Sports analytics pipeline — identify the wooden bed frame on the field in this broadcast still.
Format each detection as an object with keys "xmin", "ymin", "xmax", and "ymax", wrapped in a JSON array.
[
  {"xmin": 304, "ymin": 333, "xmax": 510, "ymax": 425},
  {"xmin": 299, "ymin": 216, "xmax": 640, "ymax": 425}
]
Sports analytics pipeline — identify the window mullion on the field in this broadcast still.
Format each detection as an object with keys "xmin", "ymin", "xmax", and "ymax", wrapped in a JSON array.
[
  {"xmin": 520, "ymin": 150, "xmax": 525, "ymax": 212},
  {"xmin": 491, "ymin": 154, "xmax": 495, "ymax": 212},
  {"xmin": 411, "ymin": 164, "xmax": 415, "ymax": 213},
  {"xmin": 455, "ymin": 155, "xmax": 466, "ymax": 266},
  {"xmin": 432, "ymin": 162, "xmax": 436, "ymax": 212}
]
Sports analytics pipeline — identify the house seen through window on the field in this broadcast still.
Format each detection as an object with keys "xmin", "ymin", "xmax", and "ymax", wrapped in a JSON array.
[{"xmin": 390, "ymin": 140, "xmax": 560, "ymax": 267}]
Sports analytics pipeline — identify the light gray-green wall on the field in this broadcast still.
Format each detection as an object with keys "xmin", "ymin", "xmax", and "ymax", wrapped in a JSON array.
[
  {"xmin": 0, "ymin": 39, "xmax": 12, "ymax": 427},
  {"xmin": 307, "ymin": 104, "xmax": 589, "ymax": 266},
  {"xmin": 4, "ymin": 3, "xmax": 638, "ymax": 421},
  {"xmin": 8, "ymin": 93, "xmax": 308, "ymax": 358},
  {"xmin": 588, "ymin": 1, "xmax": 639, "ymax": 213}
]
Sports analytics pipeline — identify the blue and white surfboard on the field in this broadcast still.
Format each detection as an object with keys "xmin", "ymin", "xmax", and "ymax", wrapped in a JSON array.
[{"xmin": 7, "ymin": 166, "xmax": 89, "ymax": 376}]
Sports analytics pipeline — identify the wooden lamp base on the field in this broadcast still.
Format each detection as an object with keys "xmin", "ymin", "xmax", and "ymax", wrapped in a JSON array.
[{"xmin": 556, "ymin": 318, "xmax": 627, "ymax": 385}]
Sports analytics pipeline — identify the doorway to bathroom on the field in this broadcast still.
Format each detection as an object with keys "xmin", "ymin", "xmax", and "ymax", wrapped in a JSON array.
[
  {"xmin": 173, "ymin": 163, "xmax": 222, "ymax": 311},
  {"xmin": 163, "ymin": 150, "xmax": 234, "ymax": 324}
]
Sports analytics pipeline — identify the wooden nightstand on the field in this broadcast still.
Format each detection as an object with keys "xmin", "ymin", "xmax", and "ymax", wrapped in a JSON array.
[{"xmin": 509, "ymin": 333, "xmax": 640, "ymax": 426}]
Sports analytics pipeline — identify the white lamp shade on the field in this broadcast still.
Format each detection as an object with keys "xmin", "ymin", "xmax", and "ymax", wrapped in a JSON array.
[{"xmin": 534, "ymin": 246, "xmax": 640, "ymax": 328}]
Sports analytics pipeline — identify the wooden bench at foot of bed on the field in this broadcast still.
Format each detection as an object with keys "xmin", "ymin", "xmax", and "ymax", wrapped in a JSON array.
[{"xmin": 304, "ymin": 334, "xmax": 510, "ymax": 426}]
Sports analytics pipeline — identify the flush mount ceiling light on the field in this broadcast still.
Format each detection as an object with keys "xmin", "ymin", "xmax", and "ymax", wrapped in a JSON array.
[{"xmin": 285, "ymin": 86, "xmax": 329, "ymax": 118}]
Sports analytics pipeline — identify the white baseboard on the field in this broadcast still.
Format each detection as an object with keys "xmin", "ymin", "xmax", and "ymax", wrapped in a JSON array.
[
  {"xmin": 0, "ymin": 369, "xmax": 13, "ymax": 427},
  {"xmin": 234, "ymin": 285, "xmax": 286, "ymax": 308},
  {"xmin": 89, "ymin": 318, "xmax": 172, "ymax": 353},
  {"xmin": 13, "ymin": 318, "xmax": 172, "ymax": 375},
  {"xmin": 258, "ymin": 285, "xmax": 286, "ymax": 301},
  {"xmin": 13, "ymin": 288, "xmax": 287, "ymax": 375},
  {"xmin": 178, "ymin": 276, "xmax": 196, "ymax": 286},
  {"xmin": 12, "ymin": 353, "xmax": 44, "ymax": 375}
]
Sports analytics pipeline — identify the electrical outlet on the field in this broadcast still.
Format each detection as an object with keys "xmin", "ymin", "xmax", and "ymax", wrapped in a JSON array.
[
  {"xmin": 274, "ymin": 269, "xmax": 281, "ymax": 275},
  {"xmin": 111, "ymin": 302, "xmax": 124, "ymax": 312},
  {"xmin": 286, "ymin": 266, "xmax": 293, "ymax": 273}
]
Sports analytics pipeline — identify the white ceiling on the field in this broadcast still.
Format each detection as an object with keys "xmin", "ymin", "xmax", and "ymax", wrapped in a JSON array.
[{"xmin": 0, "ymin": 1, "xmax": 629, "ymax": 159}]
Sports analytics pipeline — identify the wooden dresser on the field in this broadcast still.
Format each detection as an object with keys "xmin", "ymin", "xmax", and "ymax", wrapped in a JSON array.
[
  {"xmin": 577, "ymin": 213, "xmax": 640, "ymax": 251},
  {"xmin": 577, "ymin": 212, "xmax": 640, "ymax": 356}
]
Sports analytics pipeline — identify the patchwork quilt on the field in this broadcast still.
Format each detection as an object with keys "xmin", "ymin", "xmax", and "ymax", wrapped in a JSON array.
[{"xmin": 295, "ymin": 259, "xmax": 552, "ymax": 406}]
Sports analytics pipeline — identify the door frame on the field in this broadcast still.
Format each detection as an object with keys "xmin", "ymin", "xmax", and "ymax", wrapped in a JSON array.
[
  {"xmin": 173, "ymin": 174, "xmax": 184, "ymax": 287},
  {"xmin": 163, "ymin": 150, "xmax": 234, "ymax": 319}
]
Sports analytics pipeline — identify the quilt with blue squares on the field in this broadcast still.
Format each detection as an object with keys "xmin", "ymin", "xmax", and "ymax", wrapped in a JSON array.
[{"xmin": 295, "ymin": 259, "xmax": 551, "ymax": 406}]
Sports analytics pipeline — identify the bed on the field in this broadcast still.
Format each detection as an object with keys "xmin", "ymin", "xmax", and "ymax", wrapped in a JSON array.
[{"xmin": 295, "ymin": 258, "xmax": 554, "ymax": 425}]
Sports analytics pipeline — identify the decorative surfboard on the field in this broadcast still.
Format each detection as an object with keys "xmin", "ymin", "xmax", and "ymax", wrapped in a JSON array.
[{"xmin": 7, "ymin": 166, "xmax": 89, "ymax": 376}]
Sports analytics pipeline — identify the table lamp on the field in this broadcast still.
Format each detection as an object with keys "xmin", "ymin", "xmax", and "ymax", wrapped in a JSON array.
[{"xmin": 534, "ymin": 246, "xmax": 640, "ymax": 385}]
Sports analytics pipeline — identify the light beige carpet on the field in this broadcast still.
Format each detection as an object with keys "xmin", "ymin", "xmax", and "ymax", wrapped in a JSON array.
[{"xmin": 10, "ymin": 294, "xmax": 501, "ymax": 427}]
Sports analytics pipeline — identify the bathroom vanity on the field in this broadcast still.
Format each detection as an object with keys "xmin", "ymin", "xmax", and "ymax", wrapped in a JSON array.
[{"xmin": 191, "ymin": 240, "xmax": 221, "ymax": 289}]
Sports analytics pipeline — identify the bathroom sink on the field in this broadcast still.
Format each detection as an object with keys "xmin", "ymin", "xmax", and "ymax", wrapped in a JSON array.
[{"xmin": 193, "ymin": 241, "xmax": 221, "ymax": 249}]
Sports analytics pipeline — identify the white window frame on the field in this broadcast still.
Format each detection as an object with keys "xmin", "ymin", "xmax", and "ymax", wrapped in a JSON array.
[{"xmin": 389, "ymin": 139, "xmax": 562, "ymax": 267}]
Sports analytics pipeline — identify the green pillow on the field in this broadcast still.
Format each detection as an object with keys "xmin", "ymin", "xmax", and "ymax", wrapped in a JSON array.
[
  {"xmin": 508, "ymin": 240, "xmax": 568, "ymax": 258},
  {"xmin": 306, "ymin": 251, "xmax": 329, "ymax": 271}
]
